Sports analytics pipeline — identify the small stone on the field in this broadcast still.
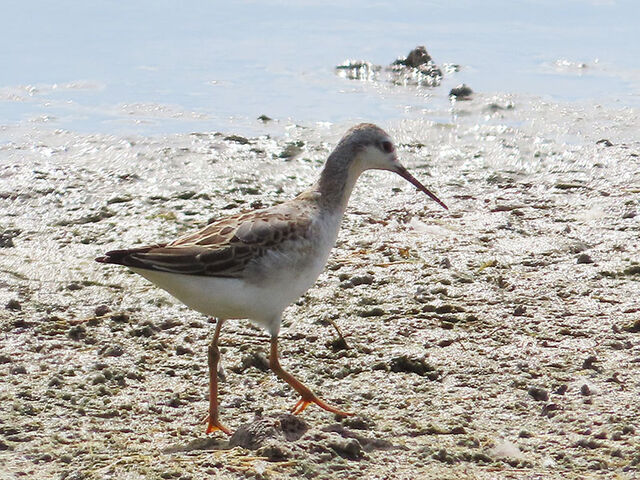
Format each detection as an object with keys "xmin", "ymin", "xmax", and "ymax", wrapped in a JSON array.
[
  {"xmin": 66, "ymin": 283, "xmax": 83, "ymax": 291},
  {"xmin": 576, "ymin": 253, "xmax": 594, "ymax": 264},
  {"xmin": 68, "ymin": 325, "xmax": 86, "ymax": 340},
  {"xmin": 48, "ymin": 376, "xmax": 64, "ymax": 387},
  {"xmin": 389, "ymin": 355, "xmax": 440, "ymax": 380},
  {"xmin": 233, "ymin": 351, "xmax": 270, "ymax": 373},
  {"xmin": 622, "ymin": 210, "xmax": 636, "ymax": 219},
  {"xmin": 449, "ymin": 84, "xmax": 473, "ymax": 100},
  {"xmin": 257, "ymin": 114, "xmax": 272, "ymax": 123},
  {"xmin": 6, "ymin": 299, "xmax": 21, "ymax": 311},
  {"xmin": 257, "ymin": 440, "xmax": 291, "ymax": 461},
  {"xmin": 541, "ymin": 403, "xmax": 559, "ymax": 418},
  {"xmin": 224, "ymin": 134, "xmax": 250, "ymax": 145},
  {"xmin": 175, "ymin": 345, "xmax": 193, "ymax": 356},
  {"xmin": 230, "ymin": 417, "xmax": 279, "ymax": 450},
  {"xmin": 554, "ymin": 384, "xmax": 568, "ymax": 395},
  {"xmin": 596, "ymin": 139, "xmax": 613, "ymax": 147},
  {"xmin": 279, "ymin": 414, "xmax": 309, "ymax": 441},
  {"xmin": 10, "ymin": 365, "xmax": 27, "ymax": 375},
  {"xmin": 527, "ymin": 387, "xmax": 549, "ymax": 402},
  {"xmin": 328, "ymin": 437, "xmax": 363, "ymax": 460},
  {"xmin": 622, "ymin": 319, "xmax": 640, "ymax": 333},
  {"xmin": 351, "ymin": 275, "xmax": 374, "ymax": 286},
  {"xmin": 94, "ymin": 305, "xmax": 111, "ymax": 316},
  {"xmin": 582, "ymin": 355, "xmax": 599, "ymax": 370},
  {"xmin": 580, "ymin": 384, "xmax": 591, "ymax": 396},
  {"xmin": 574, "ymin": 438, "xmax": 602, "ymax": 449},
  {"xmin": 404, "ymin": 46, "xmax": 433, "ymax": 67},
  {"xmin": 0, "ymin": 229, "xmax": 21, "ymax": 248},
  {"xmin": 359, "ymin": 307, "xmax": 385, "ymax": 318},
  {"xmin": 101, "ymin": 345, "xmax": 124, "ymax": 357},
  {"xmin": 513, "ymin": 305, "xmax": 526, "ymax": 316}
]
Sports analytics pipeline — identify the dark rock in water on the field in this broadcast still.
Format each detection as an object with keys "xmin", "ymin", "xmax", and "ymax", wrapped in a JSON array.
[
  {"xmin": 257, "ymin": 114, "xmax": 272, "ymax": 123},
  {"xmin": 224, "ymin": 134, "xmax": 250, "ymax": 145},
  {"xmin": 279, "ymin": 141, "xmax": 304, "ymax": 159},
  {"xmin": 402, "ymin": 45, "xmax": 433, "ymax": 68},
  {"xmin": 449, "ymin": 84, "xmax": 473, "ymax": 100},
  {"xmin": 335, "ymin": 60, "xmax": 381, "ymax": 81},
  {"xmin": 390, "ymin": 46, "xmax": 442, "ymax": 87}
]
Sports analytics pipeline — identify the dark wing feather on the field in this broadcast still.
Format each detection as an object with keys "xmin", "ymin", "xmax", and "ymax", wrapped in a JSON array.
[{"xmin": 96, "ymin": 201, "xmax": 315, "ymax": 278}]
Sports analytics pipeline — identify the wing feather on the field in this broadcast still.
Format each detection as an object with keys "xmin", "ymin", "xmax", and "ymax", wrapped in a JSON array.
[{"xmin": 96, "ymin": 200, "xmax": 316, "ymax": 278}]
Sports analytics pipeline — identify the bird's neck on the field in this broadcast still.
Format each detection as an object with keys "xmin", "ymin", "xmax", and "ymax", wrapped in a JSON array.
[{"xmin": 314, "ymin": 147, "xmax": 363, "ymax": 214}]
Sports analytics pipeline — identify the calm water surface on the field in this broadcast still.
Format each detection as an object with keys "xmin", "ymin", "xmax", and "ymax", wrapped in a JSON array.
[{"xmin": 1, "ymin": 0, "xmax": 639, "ymax": 137}]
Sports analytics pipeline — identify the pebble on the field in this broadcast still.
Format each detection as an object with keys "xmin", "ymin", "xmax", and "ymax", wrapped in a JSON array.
[
  {"xmin": 513, "ymin": 305, "xmax": 527, "ymax": 316},
  {"xmin": 358, "ymin": 307, "xmax": 385, "ymax": 318},
  {"xmin": 351, "ymin": 274, "xmax": 374, "ymax": 286},
  {"xmin": 527, "ymin": 387, "xmax": 549, "ymax": 402},
  {"xmin": 94, "ymin": 305, "xmax": 111, "ymax": 316},
  {"xmin": 576, "ymin": 253, "xmax": 594, "ymax": 264},
  {"xmin": 100, "ymin": 345, "xmax": 124, "ymax": 357},
  {"xmin": 389, "ymin": 355, "xmax": 440, "ymax": 380},
  {"xmin": 175, "ymin": 345, "xmax": 193, "ymax": 356},
  {"xmin": 232, "ymin": 351, "xmax": 270, "ymax": 373},
  {"xmin": 449, "ymin": 84, "xmax": 473, "ymax": 100},
  {"xmin": 6, "ymin": 299, "xmax": 21, "ymax": 311},
  {"xmin": 328, "ymin": 437, "xmax": 363, "ymax": 460},
  {"xmin": 10, "ymin": 365, "xmax": 27, "ymax": 375},
  {"xmin": 582, "ymin": 355, "xmax": 599, "ymax": 370}
]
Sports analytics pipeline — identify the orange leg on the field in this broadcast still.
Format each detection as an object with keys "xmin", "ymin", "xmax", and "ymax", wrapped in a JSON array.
[
  {"xmin": 205, "ymin": 318, "xmax": 231, "ymax": 435},
  {"xmin": 269, "ymin": 336, "xmax": 352, "ymax": 417}
]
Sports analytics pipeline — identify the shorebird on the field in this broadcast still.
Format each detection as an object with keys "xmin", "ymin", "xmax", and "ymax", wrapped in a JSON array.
[{"xmin": 96, "ymin": 123, "xmax": 447, "ymax": 435}]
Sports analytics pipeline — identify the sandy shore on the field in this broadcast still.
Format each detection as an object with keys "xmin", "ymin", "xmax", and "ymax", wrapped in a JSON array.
[{"xmin": 1, "ymin": 95, "xmax": 639, "ymax": 479}]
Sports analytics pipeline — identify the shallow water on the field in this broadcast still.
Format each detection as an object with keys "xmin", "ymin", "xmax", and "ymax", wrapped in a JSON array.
[{"xmin": 1, "ymin": 0, "xmax": 639, "ymax": 138}]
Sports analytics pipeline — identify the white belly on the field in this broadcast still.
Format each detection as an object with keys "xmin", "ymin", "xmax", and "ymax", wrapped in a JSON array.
[{"xmin": 131, "ymin": 211, "xmax": 342, "ymax": 336}]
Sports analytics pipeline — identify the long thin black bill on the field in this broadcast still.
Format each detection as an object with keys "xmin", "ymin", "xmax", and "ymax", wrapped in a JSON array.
[{"xmin": 395, "ymin": 165, "xmax": 448, "ymax": 210}]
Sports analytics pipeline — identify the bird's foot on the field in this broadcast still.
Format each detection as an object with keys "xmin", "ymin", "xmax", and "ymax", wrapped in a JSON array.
[
  {"xmin": 292, "ymin": 394, "xmax": 352, "ymax": 417},
  {"xmin": 205, "ymin": 415, "xmax": 232, "ymax": 435}
]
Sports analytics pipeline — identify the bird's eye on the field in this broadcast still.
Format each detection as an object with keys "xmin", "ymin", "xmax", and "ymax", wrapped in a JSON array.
[{"xmin": 381, "ymin": 140, "xmax": 394, "ymax": 153}]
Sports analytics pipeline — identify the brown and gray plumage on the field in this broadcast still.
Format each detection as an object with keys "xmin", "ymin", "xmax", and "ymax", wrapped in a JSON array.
[{"xmin": 96, "ymin": 123, "xmax": 448, "ymax": 435}]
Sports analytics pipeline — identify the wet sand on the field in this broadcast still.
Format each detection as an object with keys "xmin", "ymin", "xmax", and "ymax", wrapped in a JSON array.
[{"xmin": 1, "ymin": 95, "xmax": 639, "ymax": 479}]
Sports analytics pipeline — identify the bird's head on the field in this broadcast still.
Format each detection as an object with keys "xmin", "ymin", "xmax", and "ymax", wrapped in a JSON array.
[{"xmin": 337, "ymin": 123, "xmax": 448, "ymax": 210}]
